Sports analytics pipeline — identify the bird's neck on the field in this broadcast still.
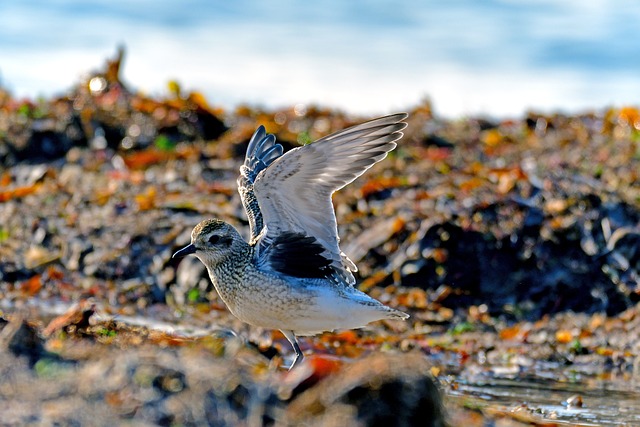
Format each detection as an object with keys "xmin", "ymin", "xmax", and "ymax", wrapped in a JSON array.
[{"xmin": 206, "ymin": 243, "xmax": 254, "ymax": 310}]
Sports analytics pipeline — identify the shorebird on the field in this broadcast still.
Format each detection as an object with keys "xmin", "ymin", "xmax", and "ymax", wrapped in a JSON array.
[{"xmin": 173, "ymin": 113, "xmax": 410, "ymax": 369}]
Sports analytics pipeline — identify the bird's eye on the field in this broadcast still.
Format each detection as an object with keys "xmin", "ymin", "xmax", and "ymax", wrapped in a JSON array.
[{"xmin": 208, "ymin": 235, "xmax": 220, "ymax": 244}]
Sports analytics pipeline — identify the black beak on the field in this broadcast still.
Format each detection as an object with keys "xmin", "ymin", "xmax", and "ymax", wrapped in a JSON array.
[{"xmin": 173, "ymin": 243, "xmax": 197, "ymax": 259}]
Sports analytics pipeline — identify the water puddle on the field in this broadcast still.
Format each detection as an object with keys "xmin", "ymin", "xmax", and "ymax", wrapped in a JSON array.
[{"xmin": 449, "ymin": 377, "xmax": 640, "ymax": 426}]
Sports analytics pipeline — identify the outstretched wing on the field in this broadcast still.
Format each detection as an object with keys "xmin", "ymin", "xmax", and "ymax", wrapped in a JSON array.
[
  {"xmin": 253, "ymin": 113, "xmax": 408, "ymax": 285},
  {"xmin": 237, "ymin": 126, "xmax": 284, "ymax": 243}
]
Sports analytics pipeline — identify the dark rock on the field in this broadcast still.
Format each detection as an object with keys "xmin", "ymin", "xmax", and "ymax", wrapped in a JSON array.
[
  {"xmin": 423, "ymin": 134, "xmax": 454, "ymax": 148},
  {"xmin": 13, "ymin": 114, "xmax": 88, "ymax": 164},
  {"xmin": 0, "ymin": 261, "xmax": 33, "ymax": 283},
  {"xmin": 402, "ymin": 209, "xmax": 631, "ymax": 319},
  {"xmin": 285, "ymin": 353, "xmax": 444, "ymax": 427},
  {"xmin": 21, "ymin": 129, "xmax": 74, "ymax": 163},
  {"xmin": 91, "ymin": 122, "xmax": 125, "ymax": 150},
  {"xmin": 194, "ymin": 106, "xmax": 227, "ymax": 141},
  {"xmin": 0, "ymin": 318, "xmax": 47, "ymax": 367}
]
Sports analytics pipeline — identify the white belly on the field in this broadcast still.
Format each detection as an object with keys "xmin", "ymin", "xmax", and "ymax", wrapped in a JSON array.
[
  {"xmin": 209, "ymin": 266, "xmax": 399, "ymax": 336},
  {"xmin": 231, "ymin": 282, "xmax": 394, "ymax": 335}
]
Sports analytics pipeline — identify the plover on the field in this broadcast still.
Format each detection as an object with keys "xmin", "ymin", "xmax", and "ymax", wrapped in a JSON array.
[{"xmin": 173, "ymin": 113, "xmax": 410, "ymax": 369}]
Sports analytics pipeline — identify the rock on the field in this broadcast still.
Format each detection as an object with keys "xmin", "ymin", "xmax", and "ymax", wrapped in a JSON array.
[
  {"xmin": 284, "ymin": 353, "xmax": 445, "ymax": 427},
  {"xmin": 0, "ymin": 317, "xmax": 47, "ymax": 367},
  {"xmin": 62, "ymin": 238, "xmax": 94, "ymax": 271}
]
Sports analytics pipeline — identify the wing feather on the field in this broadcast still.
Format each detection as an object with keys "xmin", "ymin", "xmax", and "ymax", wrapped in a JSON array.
[
  {"xmin": 237, "ymin": 126, "xmax": 284, "ymax": 242},
  {"xmin": 253, "ymin": 113, "xmax": 408, "ymax": 285}
]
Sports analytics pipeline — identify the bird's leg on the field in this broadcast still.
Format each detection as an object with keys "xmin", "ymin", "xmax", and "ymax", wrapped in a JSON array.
[{"xmin": 281, "ymin": 330, "xmax": 304, "ymax": 370}]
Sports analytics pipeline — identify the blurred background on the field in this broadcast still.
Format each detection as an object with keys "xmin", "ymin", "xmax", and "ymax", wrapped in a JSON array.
[{"xmin": 1, "ymin": 0, "xmax": 639, "ymax": 118}]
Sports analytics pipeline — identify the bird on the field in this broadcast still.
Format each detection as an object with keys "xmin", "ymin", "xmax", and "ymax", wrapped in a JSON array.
[{"xmin": 173, "ymin": 113, "xmax": 410, "ymax": 369}]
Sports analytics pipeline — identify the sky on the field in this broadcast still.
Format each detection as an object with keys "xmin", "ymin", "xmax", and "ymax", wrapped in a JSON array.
[{"xmin": 1, "ymin": 0, "xmax": 639, "ymax": 117}]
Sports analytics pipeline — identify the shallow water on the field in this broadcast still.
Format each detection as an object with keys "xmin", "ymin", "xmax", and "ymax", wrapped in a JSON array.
[{"xmin": 452, "ymin": 377, "xmax": 640, "ymax": 426}]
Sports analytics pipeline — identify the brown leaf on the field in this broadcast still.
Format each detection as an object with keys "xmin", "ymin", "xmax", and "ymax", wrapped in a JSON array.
[
  {"xmin": 123, "ymin": 149, "xmax": 169, "ymax": 169},
  {"xmin": 0, "ymin": 172, "xmax": 11, "ymax": 187},
  {"xmin": 359, "ymin": 176, "xmax": 403, "ymax": 198},
  {"xmin": 43, "ymin": 300, "xmax": 96, "ymax": 337},
  {"xmin": 499, "ymin": 325, "xmax": 525, "ymax": 341},
  {"xmin": 459, "ymin": 177, "xmax": 485, "ymax": 192},
  {"xmin": 0, "ymin": 184, "xmax": 41, "ymax": 202},
  {"xmin": 135, "ymin": 186, "xmax": 157, "ymax": 211},
  {"xmin": 555, "ymin": 329, "xmax": 573, "ymax": 344},
  {"xmin": 19, "ymin": 275, "xmax": 42, "ymax": 296}
]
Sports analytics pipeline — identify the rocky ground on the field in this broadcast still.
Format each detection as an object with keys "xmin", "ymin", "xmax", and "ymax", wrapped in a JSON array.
[{"xmin": 1, "ymin": 51, "xmax": 639, "ymax": 426}]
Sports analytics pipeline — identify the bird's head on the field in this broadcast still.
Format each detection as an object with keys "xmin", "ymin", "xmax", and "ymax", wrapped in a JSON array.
[{"xmin": 173, "ymin": 219, "xmax": 244, "ymax": 267}]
